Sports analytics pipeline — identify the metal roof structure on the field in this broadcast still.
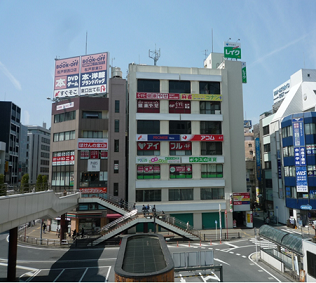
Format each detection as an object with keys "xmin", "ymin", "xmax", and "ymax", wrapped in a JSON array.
[{"xmin": 259, "ymin": 225, "xmax": 303, "ymax": 256}]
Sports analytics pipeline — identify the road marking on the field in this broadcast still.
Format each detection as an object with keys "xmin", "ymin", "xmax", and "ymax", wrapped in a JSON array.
[
  {"xmin": 214, "ymin": 258, "xmax": 230, "ymax": 266},
  {"xmin": 26, "ymin": 269, "xmax": 41, "ymax": 282},
  {"xmin": 0, "ymin": 262, "xmax": 37, "ymax": 271},
  {"xmin": 79, "ymin": 268, "xmax": 88, "ymax": 282},
  {"xmin": 242, "ymin": 256, "xmax": 246, "ymax": 258},
  {"xmin": 106, "ymin": 266, "xmax": 111, "ymax": 282},
  {"xmin": 236, "ymin": 253, "xmax": 240, "ymax": 256},
  {"xmin": 53, "ymin": 269, "xmax": 65, "ymax": 282},
  {"xmin": 226, "ymin": 243, "xmax": 239, "ymax": 248},
  {"xmin": 229, "ymin": 252, "xmax": 234, "ymax": 254}
]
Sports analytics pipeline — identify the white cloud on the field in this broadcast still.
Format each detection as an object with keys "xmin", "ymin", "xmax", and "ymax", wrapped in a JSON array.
[{"xmin": 0, "ymin": 61, "xmax": 22, "ymax": 90}]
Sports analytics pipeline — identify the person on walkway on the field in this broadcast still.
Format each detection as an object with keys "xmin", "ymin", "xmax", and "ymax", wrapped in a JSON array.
[
  {"xmin": 132, "ymin": 203, "xmax": 136, "ymax": 210},
  {"xmin": 142, "ymin": 205, "xmax": 146, "ymax": 216},
  {"xmin": 81, "ymin": 227, "xmax": 84, "ymax": 238},
  {"xmin": 186, "ymin": 221, "xmax": 189, "ymax": 231},
  {"xmin": 152, "ymin": 205, "xmax": 156, "ymax": 217},
  {"xmin": 72, "ymin": 229, "xmax": 76, "ymax": 239},
  {"xmin": 43, "ymin": 223, "xmax": 46, "ymax": 234}
]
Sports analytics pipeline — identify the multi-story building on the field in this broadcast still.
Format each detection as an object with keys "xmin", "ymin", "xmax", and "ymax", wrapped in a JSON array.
[
  {"xmin": 127, "ymin": 54, "xmax": 248, "ymax": 230},
  {"xmin": 259, "ymin": 69, "xmax": 316, "ymax": 225},
  {"xmin": 244, "ymin": 129, "xmax": 256, "ymax": 204},
  {"xmin": 25, "ymin": 124, "xmax": 50, "ymax": 183},
  {"xmin": 0, "ymin": 101, "xmax": 21, "ymax": 184},
  {"xmin": 48, "ymin": 62, "xmax": 127, "ymax": 232}
]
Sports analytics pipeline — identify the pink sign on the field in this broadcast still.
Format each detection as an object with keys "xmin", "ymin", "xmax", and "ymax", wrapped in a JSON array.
[
  {"xmin": 79, "ymin": 187, "xmax": 107, "ymax": 193},
  {"xmin": 55, "ymin": 57, "xmax": 80, "ymax": 77},
  {"xmin": 81, "ymin": 53, "xmax": 107, "ymax": 73},
  {"xmin": 181, "ymin": 135, "xmax": 224, "ymax": 142},
  {"xmin": 137, "ymin": 142, "xmax": 160, "ymax": 150}
]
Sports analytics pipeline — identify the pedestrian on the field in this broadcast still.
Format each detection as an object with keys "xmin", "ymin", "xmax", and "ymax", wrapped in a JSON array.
[
  {"xmin": 132, "ymin": 203, "xmax": 136, "ymax": 210},
  {"xmin": 56, "ymin": 225, "xmax": 60, "ymax": 236},
  {"xmin": 142, "ymin": 205, "xmax": 146, "ymax": 216},
  {"xmin": 81, "ymin": 227, "xmax": 84, "ymax": 238},
  {"xmin": 119, "ymin": 198, "xmax": 124, "ymax": 208},
  {"xmin": 186, "ymin": 221, "xmax": 189, "ymax": 231},
  {"xmin": 43, "ymin": 223, "xmax": 46, "ymax": 234},
  {"xmin": 63, "ymin": 189, "xmax": 67, "ymax": 196},
  {"xmin": 146, "ymin": 204, "xmax": 150, "ymax": 215},
  {"xmin": 152, "ymin": 205, "xmax": 156, "ymax": 217},
  {"xmin": 72, "ymin": 229, "xmax": 76, "ymax": 239}
]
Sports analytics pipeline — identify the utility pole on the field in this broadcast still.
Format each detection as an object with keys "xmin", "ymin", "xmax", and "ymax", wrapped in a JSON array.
[{"xmin": 149, "ymin": 46, "xmax": 161, "ymax": 66}]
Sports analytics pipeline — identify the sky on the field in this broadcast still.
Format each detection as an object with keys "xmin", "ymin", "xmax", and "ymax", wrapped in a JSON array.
[{"xmin": 1, "ymin": 0, "xmax": 316, "ymax": 129}]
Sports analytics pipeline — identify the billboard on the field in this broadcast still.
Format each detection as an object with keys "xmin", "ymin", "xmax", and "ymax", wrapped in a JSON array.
[
  {"xmin": 53, "ymin": 52, "xmax": 108, "ymax": 98},
  {"xmin": 273, "ymin": 80, "xmax": 290, "ymax": 104},
  {"xmin": 296, "ymin": 166, "xmax": 308, "ymax": 192},
  {"xmin": 244, "ymin": 120, "xmax": 252, "ymax": 128},
  {"xmin": 242, "ymin": 62, "xmax": 247, "ymax": 83},
  {"xmin": 224, "ymin": 41, "xmax": 241, "ymax": 59},
  {"xmin": 78, "ymin": 138, "xmax": 108, "ymax": 150},
  {"xmin": 136, "ymin": 92, "xmax": 222, "ymax": 101}
]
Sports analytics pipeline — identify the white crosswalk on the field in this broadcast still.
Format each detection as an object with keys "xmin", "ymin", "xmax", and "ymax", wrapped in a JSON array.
[
  {"xmin": 168, "ymin": 242, "xmax": 219, "ymax": 248},
  {"xmin": 249, "ymin": 237, "xmax": 277, "ymax": 249}
]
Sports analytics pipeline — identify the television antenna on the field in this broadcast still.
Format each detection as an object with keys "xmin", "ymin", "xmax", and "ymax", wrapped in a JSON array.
[{"xmin": 149, "ymin": 46, "xmax": 161, "ymax": 66}]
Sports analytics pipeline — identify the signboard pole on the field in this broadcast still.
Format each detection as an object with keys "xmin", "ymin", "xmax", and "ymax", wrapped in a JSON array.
[
  {"xmin": 225, "ymin": 210, "xmax": 228, "ymax": 239},
  {"xmin": 215, "ymin": 221, "xmax": 217, "ymax": 240},
  {"xmin": 219, "ymin": 204, "xmax": 222, "ymax": 243}
]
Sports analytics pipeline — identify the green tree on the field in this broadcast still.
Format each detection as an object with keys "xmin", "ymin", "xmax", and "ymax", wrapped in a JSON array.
[
  {"xmin": 0, "ymin": 174, "xmax": 5, "ymax": 196},
  {"xmin": 21, "ymin": 174, "xmax": 29, "ymax": 193},
  {"xmin": 42, "ymin": 175, "xmax": 48, "ymax": 190},
  {"xmin": 36, "ymin": 174, "xmax": 43, "ymax": 191}
]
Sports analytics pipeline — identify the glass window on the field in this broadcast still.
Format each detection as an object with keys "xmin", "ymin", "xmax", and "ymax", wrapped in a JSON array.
[
  {"xmin": 169, "ymin": 80, "xmax": 190, "ymax": 93},
  {"xmin": 114, "ymin": 140, "xmax": 119, "ymax": 152},
  {"xmin": 200, "ymin": 121, "xmax": 221, "ymax": 134},
  {"xmin": 115, "ymin": 100, "xmax": 120, "ymax": 113},
  {"xmin": 199, "ymin": 82, "xmax": 220, "ymax": 94},
  {"xmin": 115, "ymin": 120, "xmax": 119, "ymax": 132},
  {"xmin": 53, "ymin": 133, "xmax": 59, "ymax": 142},
  {"xmin": 137, "ymin": 79, "xmax": 160, "ymax": 92},
  {"xmin": 170, "ymin": 165, "xmax": 192, "ymax": 179},
  {"xmin": 201, "ymin": 142, "xmax": 222, "ymax": 155},
  {"xmin": 200, "ymin": 101, "xmax": 221, "ymax": 114},
  {"xmin": 137, "ymin": 120, "xmax": 160, "ymax": 134},
  {"xmin": 307, "ymin": 251, "xmax": 316, "ymax": 278},
  {"xmin": 137, "ymin": 165, "xmax": 160, "ymax": 179},
  {"xmin": 169, "ymin": 189, "xmax": 193, "ymax": 201},
  {"xmin": 137, "ymin": 142, "xmax": 160, "ymax": 156},
  {"xmin": 169, "ymin": 121, "xmax": 191, "ymax": 134},
  {"xmin": 305, "ymin": 123, "xmax": 316, "ymax": 135},
  {"xmin": 263, "ymin": 126, "xmax": 269, "ymax": 135},
  {"xmin": 201, "ymin": 164, "xmax": 223, "ymax": 178},
  {"xmin": 114, "ymin": 183, "xmax": 118, "ymax": 196},
  {"xmin": 136, "ymin": 189, "xmax": 161, "ymax": 202},
  {"xmin": 59, "ymin": 132, "xmax": 64, "ymax": 141},
  {"xmin": 82, "ymin": 111, "xmax": 101, "ymax": 119},
  {"xmin": 264, "ymin": 144, "xmax": 270, "ymax": 152}
]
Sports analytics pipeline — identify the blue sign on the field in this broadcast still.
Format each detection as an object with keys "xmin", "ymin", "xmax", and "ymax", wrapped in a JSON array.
[
  {"xmin": 296, "ymin": 166, "xmax": 308, "ymax": 192},
  {"xmin": 244, "ymin": 120, "xmax": 252, "ymax": 128},
  {"xmin": 292, "ymin": 118, "xmax": 305, "ymax": 147},
  {"xmin": 300, "ymin": 204, "xmax": 312, "ymax": 210},
  {"xmin": 147, "ymin": 134, "xmax": 180, "ymax": 141},
  {"xmin": 255, "ymin": 138, "xmax": 261, "ymax": 181},
  {"xmin": 294, "ymin": 147, "xmax": 306, "ymax": 166},
  {"xmin": 278, "ymin": 159, "xmax": 282, "ymax": 179}
]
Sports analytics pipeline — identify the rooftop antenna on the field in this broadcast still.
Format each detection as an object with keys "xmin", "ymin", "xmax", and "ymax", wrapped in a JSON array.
[
  {"xmin": 111, "ymin": 57, "xmax": 115, "ymax": 67},
  {"xmin": 204, "ymin": 50, "xmax": 208, "ymax": 60},
  {"xmin": 85, "ymin": 31, "xmax": 88, "ymax": 55},
  {"xmin": 149, "ymin": 45, "xmax": 161, "ymax": 66}
]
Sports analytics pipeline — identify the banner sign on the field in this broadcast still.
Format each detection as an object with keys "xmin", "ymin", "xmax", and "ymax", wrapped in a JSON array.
[
  {"xmin": 296, "ymin": 166, "xmax": 308, "ymax": 192},
  {"xmin": 181, "ymin": 134, "xmax": 223, "ymax": 141},
  {"xmin": 224, "ymin": 42, "xmax": 241, "ymax": 59},
  {"xmin": 278, "ymin": 159, "xmax": 282, "ymax": 179},
  {"xmin": 183, "ymin": 156, "xmax": 223, "ymax": 163},
  {"xmin": 169, "ymin": 101, "xmax": 191, "ymax": 110},
  {"xmin": 136, "ymin": 92, "xmax": 222, "ymax": 101},
  {"xmin": 56, "ymin": 102, "xmax": 74, "ymax": 111},
  {"xmin": 79, "ymin": 187, "xmax": 107, "ymax": 194},
  {"xmin": 137, "ymin": 100, "xmax": 159, "ymax": 109},
  {"xmin": 136, "ymin": 156, "xmax": 180, "ymax": 164},
  {"xmin": 100, "ymin": 151, "xmax": 108, "ymax": 159},
  {"xmin": 244, "ymin": 120, "xmax": 252, "ymax": 128},
  {"xmin": 255, "ymin": 138, "xmax": 261, "ymax": 181},
  {"xmin": 136, "ymin": 134, "xmax": 180, "ymax": 141},
  {"xmin": 78, "ymin": 138, "xmax": 108, "ymax": 150},
  {"xmin": 169, "ymin": 142, "xmax": 191, "ymax": 150},
  {"xmin": 306, "ymin": 144, "xmax": 316, "ymax": 155},
  {"xmin": 54, "ymin": 56, "xmax": 80, "ymax": 98},
  {"xmin": 233, "ymin": 192, "xmax": 250, "ymax": 205},
  {"xmin": 52, "ymin": 152, "xmax": 75, "ymax": 166},
  {"xmin": 137, "ymin": 142, "xmax": 160, "ymax": 150},
  {"xmin": 80, "ymin": 52, "xmax": 107, "ymax": 95},
  {"xmin": 294, "ymin": 147, "xmax": 306, "ymax": 166},
  {"xmin": 87, "ymin": 159, "xmax": 100, "ymax": 172},
  {"xmin": 273, "ymin": 80, "xmax": 290, "ymax": 104},
  {"xmin": 242, "ymin": 62, "xmax": 247, "ymax": 83},
  {"xmin": 292, "ymin": 118, "xmax": 305, "ymax": 146},
  {"xmin": 170, "ymin": 165, "xmax": 191, "ymax": 172}
]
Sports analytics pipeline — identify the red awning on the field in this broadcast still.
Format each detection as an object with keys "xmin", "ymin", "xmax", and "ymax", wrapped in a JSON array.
[{"xmin": 107, "ymin": 214, "xmax": 122, "ymax": 219}]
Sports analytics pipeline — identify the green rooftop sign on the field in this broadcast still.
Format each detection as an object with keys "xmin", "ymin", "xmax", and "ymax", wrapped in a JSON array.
[{"xmin": 224, "ymin": 41, "xmax": 241, "ymax": 59}]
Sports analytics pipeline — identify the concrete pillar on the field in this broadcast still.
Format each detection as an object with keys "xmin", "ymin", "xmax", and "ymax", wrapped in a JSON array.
[{"xmin": 7, "ymin": 227, "xmax": 18, "ymax": 282}]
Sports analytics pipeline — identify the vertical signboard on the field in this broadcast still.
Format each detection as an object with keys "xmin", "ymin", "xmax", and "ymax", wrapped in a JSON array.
[
  {"xmin": 224, "ymin": 41, "xmax": 241, "ymax": 59},
  {"xmin": 54, "ymin": 57, "xmax": 80, "ymax": 98},
  {"xmin": 255, "ymin": 138, "xmax": 261, "ymax": 182},
  {"xmin": 292, "ymin": 118, "xmax": 307, "ymax": 192},
  {"xmin": 242, "ymin": 62, "xmax": 247, "ymax": 83},
  {"xmin": 80, "ymin": 52, "xmax": 108, "ymax": 95}
]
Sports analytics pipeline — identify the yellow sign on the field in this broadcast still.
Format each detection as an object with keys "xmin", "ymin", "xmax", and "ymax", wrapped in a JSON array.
[{"xmin": 180, "ymin": 93, "xmax": 222, "ymax": 101}]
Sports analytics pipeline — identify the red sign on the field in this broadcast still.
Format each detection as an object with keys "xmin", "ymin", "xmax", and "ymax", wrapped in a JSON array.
[
  {"xmin": 100, "ymin": 151, "xmax": 108, "ymax": 159},
  {"xmin": 80, "ymin": 151, "xmax": 89, "ymax": 159},
  {"xmin": 181, "ymin": 134, "xmax": 224, "ymax": 142},
  {"xmin": 79, "ymin": 187, "xmax": 107, "ymax": 193},
  {"xmin": 137, "ymin": 100, "xmax": 159, "ymax": 109},
  {"xmin": 78, "ymin": 142, "xmax": 107, "ymax": 149},
  {"xmin": 169, "ymin": 101, "xmax": 191, "ymax": 109},
  {"xmin": 169, "ymin": 142, "xmax": 191, "ymax": 150},
  {"xmin": 136, "ymin": 92, "xmax": 180, "ymax": 100},
  {"xmin": 52, "ymin": 152, "xmax": 75, "ymax": 166},
  {"xmin": 137, "ymin": 142, "xmax": 160, "ymax": 151},
  {"xmin": 90, "ymin": 150, "xmax": 99, "ymax": 159}
]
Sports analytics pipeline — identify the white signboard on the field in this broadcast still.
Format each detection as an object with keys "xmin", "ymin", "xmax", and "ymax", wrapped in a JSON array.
[
  {"xmin": 87, "ymin": 159, "xmax": 100, "ymax": 172},
  {"xmin": 182, "ymin": 156, "xmax": 224, "ymax": 163},
  {"xmin": 273, "ymin": 80, "xmax": 290, "ymax": 104}
]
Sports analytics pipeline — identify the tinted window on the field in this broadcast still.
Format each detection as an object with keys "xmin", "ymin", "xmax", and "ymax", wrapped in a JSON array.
[
  {"xmin": 137, "ymin": 120, "xmax": 160, "ymax": 134},
  {"xmin": 199, "ymin": 82, "xmax": 220, "ymax": 94},
  {"xmin": 169, "ymin": 80, "xmax": 190, "ymax": 93},
  {"xmin": 169, "ymin": 121, "xmax": 191, "ymax": 134},
  {"xmin": 137, "ymin": 79, "xmax": 160, "ymax": 92}
]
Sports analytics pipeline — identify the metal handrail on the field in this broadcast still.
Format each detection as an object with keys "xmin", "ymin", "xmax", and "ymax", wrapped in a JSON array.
[
  {"xmin": 101, "ymin": 209, "xmax": 137, "ymax": 232},
  {"xmin": 100, "ymin": 214, "xmax": 139, "ymax": 236}
]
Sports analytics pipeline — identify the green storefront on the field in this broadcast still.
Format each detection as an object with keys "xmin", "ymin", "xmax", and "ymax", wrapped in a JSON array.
[{"xmin": 202, "ymin": 212, "xmax": 225, "ymax": 229}]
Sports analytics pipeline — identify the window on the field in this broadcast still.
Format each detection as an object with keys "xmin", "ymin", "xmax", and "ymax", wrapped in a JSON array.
[
  {"xmin": 201, "ymin": 142, "xmax": 222, "ymax": 155},
  {"xmin": 286, "ymin": 186, "xmax": 297, "ymax": 198},
  {"xmin": 265, "ymin": 161, "xmax": 271, "ymax": 169},
  {"xmin": 201, "ymin": 164, "xmax": 223, "ymax": 178},
  {"xmin": 283, "ymin": 146, "xmax": 294, "ymax": 157},
  {"xmin": 115, "ymin": 100, "xmax": 120, "ymax": 113},
  {"xmin": 114, "ymin": 183, "xmax": 118, "ymax": 196},
  {"xmin": 53, "ymin": 131, "xmax": 75, "ymax": 142},
  {"xmin": 137, "ymin": 120, "xmax": 160, "ymax": 134},
  {"xmin": 114, "ymin": 160, "xmax": 119, "ymax": 173},
  {"xmin": 281, "ymin": 126, "xmax": 293, "ymax": 138},
  {"xmin": 199, "ymin": 82, "xmax": 220, "ymax": 94},
  {"xmin": 82, "ymin": 111, "xmax": 102, "ymax": 119},
  {"xmin": 169, "ymin": 80, "xmax": 190, "ymax": 93},
  {"xmin": 137, "ymin": 100, "xmax": 159, "ymax": 113},
  {"xmin": 170, "ymin": 165, "xmax": 192, "ymax": 179},
  {"xmin": 169, "ymin": 141, "xmax": 192, "ymax": 156},
  {"xmin": 305, "ymin": 123, "xmax": 316, "ymax": 135},
  {"xmin": 115, "ymin": 120, "xmax": 119, "ymax": 132},
  {"xmin": 307, "ymin": 251, "xmax": 316, "ymax": 278},
  {"xmin": 169, "ymin": 101, "xmax": 191, "ymax": 114},
  {"xmin": 114, "ymin": 140, "xmax": 119, "ymax": 152},
  {"xmin": 200, "ymin": 121, "xmax": 221, "ymax": 134},
  {"xmin": 136, "ymin": 189, "xmax": 161, "ymax": 202},
  {"xmin": 52, "ymin": 169, "xmax": 74, "ymax": 187},
  {"xmin": 284, "ymin": 166, "xmax": 296, "ymax": 177},
  {"xmin": 248, "ymin": 144, "xmax": 252, "ymax": 147},
  {"xmin": 169, "ymin": 121, "xmax": 191, "ymax": 134},
  {"xmin": 169, "ymin": 189, "xmax": 193, "ymax": 201},
  {"xmin": 137, "ymin": 165, "xmax": 160, "ymax": 179},
  {"xmin": 249, "ymin": 151, "xmax": 253, "ymax": 155},
  {"xmin": 263, "ymin": 126, "xmax": 269, "ymax": 135},
  {"xmin": 137, "ymin": 79, "xmax": 160, "ymax": 92},
  {"xmin": 264, "ymin": 143, "xmax": 271, "ymax": 152},
  {"xmin": 79, "ymin": 172, "xmax": 107, "ymax": 187},
  {"xmin": 54, "ymin": 111, "xmax": 76, "ymax": 123},
  {"xmin": 82, "ymin": 131, "xmax": 103, "ymax": 138},
  {"xmin": 137, "ymin": 142, "xmax": 160, "ymax": 156},
  {"xmin": 265, "ymin": 179, "xmax": 272, "ymax": 188},
  {"xmin": 201, "ymin": 188, "xmax": 224, "ymax": 200},
  {"xmin": 200, "ymin": 101, "xmax": 221, "ymax": 114}
]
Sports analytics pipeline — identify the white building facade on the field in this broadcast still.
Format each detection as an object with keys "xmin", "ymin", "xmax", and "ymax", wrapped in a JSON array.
[{"xmin": 127, "ymin": 56, "xmax": 247, "ymax": 230}]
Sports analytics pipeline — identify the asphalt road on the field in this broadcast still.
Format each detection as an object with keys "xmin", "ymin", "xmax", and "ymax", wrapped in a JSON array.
[{"xmin": 0, "ymin": 231, "xmax": 295, "ymax": 282}]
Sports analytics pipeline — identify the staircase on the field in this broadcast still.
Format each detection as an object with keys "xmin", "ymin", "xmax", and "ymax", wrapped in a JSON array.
[{"xmin": 79, "ymin": 195, "xmax": 201, "ymax": 245}]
